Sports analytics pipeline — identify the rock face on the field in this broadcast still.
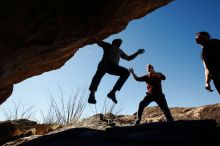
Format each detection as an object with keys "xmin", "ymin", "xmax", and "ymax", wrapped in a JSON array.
[
  {"xmin": 140, "ymin": 103, "xmax": 220, "ymax": 124},
  {"xmin": 0, "ymin": 0, "xmax": 173, "ymax": 104}
]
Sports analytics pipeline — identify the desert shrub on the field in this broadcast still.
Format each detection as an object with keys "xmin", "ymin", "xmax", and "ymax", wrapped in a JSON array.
[
  {"xmin": 1, "ymin": 102, "xmax": 35, "ymax": 120},
  {"xmin": 40, "ymin": 87, "xmax": 87, "ymax": 125}
]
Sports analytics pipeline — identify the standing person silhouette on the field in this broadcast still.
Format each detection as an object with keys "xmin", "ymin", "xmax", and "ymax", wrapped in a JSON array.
[
  {"xmin": 195, "ymin": 31, "xmax": 220, "ymax": 94},
  {"xmin": 88, "ymin": 37, "xmax": 145, "ymax": 104},
  {"xmin": 129, "ymin": 64, "xmax": 173, "ymax": 125}
]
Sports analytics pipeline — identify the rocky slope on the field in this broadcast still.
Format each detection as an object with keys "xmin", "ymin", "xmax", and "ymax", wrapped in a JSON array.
[
  {"xmin": 0, "ymin": 0, "xmax": 173, "ymax": 104},
  {"xmin": 1, "ymin": 103, "xmax": 220, "ymax": 145}
]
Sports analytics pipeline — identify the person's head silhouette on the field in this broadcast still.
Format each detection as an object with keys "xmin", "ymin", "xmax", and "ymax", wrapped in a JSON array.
[
  {"xmin": 112, "ymin": 39, "xmax": 122, "ymax": 47},
  {"xmin": 195, "ymin": 31, "xmax": 210, "ymax": 45},
  {"xmin": 147, "ymin": 64, "xmax": 154, "ymax": 73}
]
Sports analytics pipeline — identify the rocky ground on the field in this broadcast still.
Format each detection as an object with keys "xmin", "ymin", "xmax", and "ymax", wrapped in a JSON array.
[{"xmin": 1, "ymin": 103, "xmax": 220, "ymax": 145}]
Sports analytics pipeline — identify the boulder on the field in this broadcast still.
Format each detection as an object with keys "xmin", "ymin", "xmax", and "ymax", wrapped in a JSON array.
[{"xmin": 0, "ymin": 121, "xmax": 21, "ymax": 145}]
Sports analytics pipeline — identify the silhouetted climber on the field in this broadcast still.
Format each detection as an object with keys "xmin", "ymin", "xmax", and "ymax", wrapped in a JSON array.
[
  {"xmin": 88, "ymin": 37, "xmax": 145, "ymax": 104},
  {"xmin": 195, "ymin": 31, "xmax": 220, "ymax": 94},
  {"xmin": 129, "ymin": 64, "xmax": 173, "ymax": 125}
]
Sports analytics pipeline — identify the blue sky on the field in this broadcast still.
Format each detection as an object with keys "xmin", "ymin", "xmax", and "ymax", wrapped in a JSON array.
[{"xmin": 1, "ymin": 0, "xmax": 220, "ymax": 120}]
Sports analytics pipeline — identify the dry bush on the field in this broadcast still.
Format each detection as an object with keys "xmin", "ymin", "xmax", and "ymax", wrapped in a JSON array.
[
  {"xmin": 40, "ymin": 87, "xmax": 87, "ymax": 125},
  {"xmin": 1, "ymin": 102, "xmax": 35, "ymax": 120}
]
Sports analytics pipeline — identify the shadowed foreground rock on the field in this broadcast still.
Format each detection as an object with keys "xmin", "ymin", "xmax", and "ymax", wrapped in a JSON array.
[
  {"xmin": 15, "ymin": 120, "xmax": 220, "ymax": 146},
  {"xmin": 0, "ymin": 0, "xmax": 173, "ymax": 104},
  {"xmin": 2, "ymin": 103, "xmax": 220, "ymax": 145},
  {"xmin": 0, "ymin": 119, "xmax": 61, "ymax": 146}
]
